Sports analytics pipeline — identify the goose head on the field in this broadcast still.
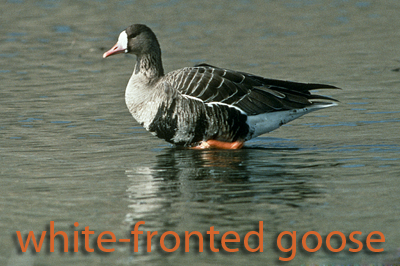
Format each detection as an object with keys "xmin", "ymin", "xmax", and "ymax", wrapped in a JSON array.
[{"xmin": 103, "ymin": 24, "xmax": 161, "ymax": 58}]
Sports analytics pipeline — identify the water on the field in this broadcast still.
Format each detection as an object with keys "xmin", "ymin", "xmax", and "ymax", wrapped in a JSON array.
[{"xmin": 1, "ymin": 0, "xmax": 400, "ymax": 265}]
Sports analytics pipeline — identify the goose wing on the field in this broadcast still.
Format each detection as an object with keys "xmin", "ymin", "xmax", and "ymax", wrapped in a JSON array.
[{"xmin": 164, "ymin": 63, "xmax": 339, "ymax": 115}]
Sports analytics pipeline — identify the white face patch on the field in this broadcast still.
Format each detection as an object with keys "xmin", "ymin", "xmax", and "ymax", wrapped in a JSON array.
[{"xmin": 117, "ymin": 30, "xmax": 128, "ymax": 52}]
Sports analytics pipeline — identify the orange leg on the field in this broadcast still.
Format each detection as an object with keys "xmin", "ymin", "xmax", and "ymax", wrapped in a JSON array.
[{"xmin": 192, "ymin": 140, "xmax": 244, "ymax": 150}]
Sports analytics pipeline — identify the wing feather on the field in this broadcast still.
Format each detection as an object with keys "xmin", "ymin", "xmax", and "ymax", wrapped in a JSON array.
[{"xmin": 163, "ymin": 64, "xmax": 339, "ymax": 115}]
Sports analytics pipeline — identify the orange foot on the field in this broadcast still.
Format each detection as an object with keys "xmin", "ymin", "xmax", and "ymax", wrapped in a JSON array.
[{"xmin": 192, "ymin": 140, "xmax": 245, "ymax": 150}]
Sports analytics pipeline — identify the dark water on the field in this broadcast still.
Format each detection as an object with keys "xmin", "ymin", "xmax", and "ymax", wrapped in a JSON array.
[{"xmin": 1, "ymin": 0, "xmax": 400, "ymax": 265}]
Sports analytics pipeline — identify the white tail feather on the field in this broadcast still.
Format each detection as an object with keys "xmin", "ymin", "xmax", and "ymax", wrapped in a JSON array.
[{"xmin": 246, "ymin": 102, "xmax": 337, "ymax": 139}]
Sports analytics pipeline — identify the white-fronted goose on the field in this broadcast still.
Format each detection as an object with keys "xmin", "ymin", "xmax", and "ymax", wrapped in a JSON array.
[{"xmin": 103, "ymin": 24, "xmax": 338, "ymax": 149}]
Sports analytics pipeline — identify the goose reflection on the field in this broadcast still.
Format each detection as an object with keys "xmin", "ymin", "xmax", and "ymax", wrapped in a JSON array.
[{"xmin": 124, "ymin": 146, "xmax": 328, "ymax": 234}]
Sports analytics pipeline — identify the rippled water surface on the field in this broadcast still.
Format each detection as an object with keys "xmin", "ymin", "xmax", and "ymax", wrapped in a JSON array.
[{"xmin": 1, "ymin": 0, "xmax": 400, "ymax": 265}]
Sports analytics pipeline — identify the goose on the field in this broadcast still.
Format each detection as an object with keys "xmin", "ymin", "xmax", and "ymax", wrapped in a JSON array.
[{"xmin": 103, "ymin": 24, "xmax": 338, "ymax": 149}]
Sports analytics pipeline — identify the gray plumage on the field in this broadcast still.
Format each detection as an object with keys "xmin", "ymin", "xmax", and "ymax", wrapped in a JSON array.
[{"xmin": 103, "ymin": 24, "xmax": 339, "ymax": 147}]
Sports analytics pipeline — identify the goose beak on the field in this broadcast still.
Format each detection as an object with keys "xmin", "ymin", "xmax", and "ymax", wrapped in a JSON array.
[{"xmin": 103, "ymin": 42, "xmax": 125, "ymax": 58}]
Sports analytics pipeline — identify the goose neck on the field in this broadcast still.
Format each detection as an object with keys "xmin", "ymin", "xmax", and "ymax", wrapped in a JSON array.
[{"xmin": 134, "ymin": 52, "xmax": 164, "ymax": 80}]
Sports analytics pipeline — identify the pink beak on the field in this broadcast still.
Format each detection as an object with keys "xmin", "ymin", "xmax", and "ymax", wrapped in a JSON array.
[{"xmin": 103, "ymin": 42, "xmax": 126, "ymax": 58}]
